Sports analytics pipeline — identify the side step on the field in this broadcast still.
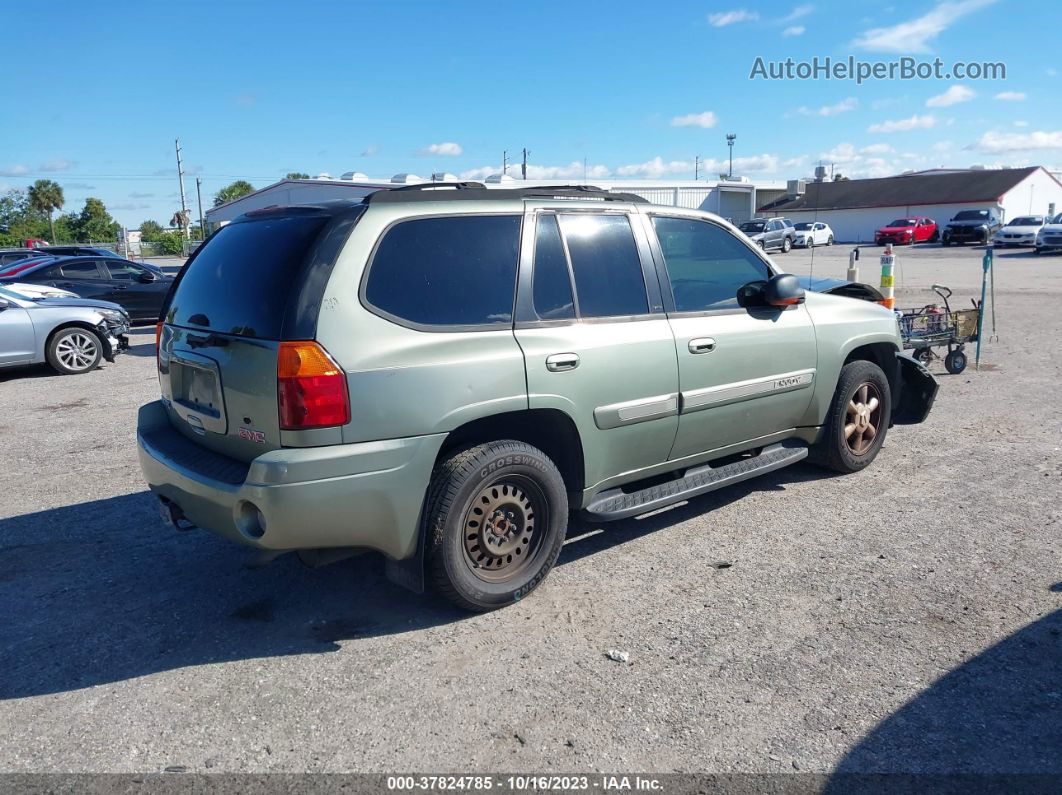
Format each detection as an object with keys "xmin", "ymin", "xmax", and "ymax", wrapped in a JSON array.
[{"xmin": 584, "ymin": 440, "xmax": 809, "ymax": 521}]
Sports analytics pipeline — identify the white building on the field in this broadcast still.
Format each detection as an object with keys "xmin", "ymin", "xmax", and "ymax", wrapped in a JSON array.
[
  {"xmin": 759, "ymin": 167, "xmax": 1062, "ymax": 243},
  {"xmin": 204, "ymin": 173, "xmax": 788, "ymax": 228}
]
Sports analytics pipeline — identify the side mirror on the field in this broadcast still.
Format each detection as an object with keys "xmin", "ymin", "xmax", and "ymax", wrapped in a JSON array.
[
  {"xmin": 736, "ymin": 280, "xmax": 768, "ymax": 308},
  {"xmin": 138, "ymin": 270, "xmax": 158, "ymax": 283},
  {"xmin": 764, "ymin": 273, "xmax": 805, "ymax": 307}
]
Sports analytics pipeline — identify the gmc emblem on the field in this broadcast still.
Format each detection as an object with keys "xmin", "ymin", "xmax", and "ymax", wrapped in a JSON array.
[{"xmin": 238, "ymin": 427, "xmax": 266, "ymax": 443}]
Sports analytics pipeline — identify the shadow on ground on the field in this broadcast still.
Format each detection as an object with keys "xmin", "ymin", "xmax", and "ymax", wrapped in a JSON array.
[
  {"xmin": 0, "ymin": 463, "xmax": 828, "ymax": 699},
  {"xmin": 825, "ymin": 590, "xmax": 1062, "ymax": 788}
]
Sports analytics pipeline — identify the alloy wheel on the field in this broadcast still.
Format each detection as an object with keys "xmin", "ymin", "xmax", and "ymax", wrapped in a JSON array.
[
  {"xmin": 844, "ymin": 382, "xmax": 883, "ymax": 456},
  {"xmin": 55, "ymin": 332, "xmax": 99, "ymax": 372}
]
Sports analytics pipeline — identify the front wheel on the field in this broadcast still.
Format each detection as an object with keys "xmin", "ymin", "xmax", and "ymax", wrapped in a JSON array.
[
  {"xmin": 47, "ymin": 327, "xmax": 103, "ymax": 375},
  {"xmin": 810, "ymin": 360, "xmax": 891, "ymax": 474},
  {"xmin": 427, "ymin": 440, "xmax": 568, "ymax": 611},
  {"xmin": 827, "ymin": 235, "xmax": 834, "ymax": 246},
  {"xmin": 781, "ymin": 237, "xmax": 792, "ymax": 253},
  {"xmin": 944, "ymin": 348, "xmax": 967, "ymax": 374}
]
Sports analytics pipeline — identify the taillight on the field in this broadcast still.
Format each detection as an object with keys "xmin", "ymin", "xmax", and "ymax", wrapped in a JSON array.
[{"xmin": 277, "ymin": 341, "xmax": 350, "ymax": 430}]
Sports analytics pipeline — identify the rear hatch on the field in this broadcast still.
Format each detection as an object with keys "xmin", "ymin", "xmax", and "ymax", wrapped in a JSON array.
[{"xmin": 158, "ymin": 206, "xmax": 360, "ymax": 462}]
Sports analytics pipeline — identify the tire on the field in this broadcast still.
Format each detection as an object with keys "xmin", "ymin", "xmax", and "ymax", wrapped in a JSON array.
[
  {"xmin": 914, "ymin": 348, "xmax": 934, "ymax": 366},
  {"xmin": 944, "ymin": 349, "xmax": 967, "ymax": 374},
  {"xmin": 827, "ymin": 235, "xmax": 834, "ymax": 246},
  {"xmin": 781, "ymin": 236, "xmax": 792, "ymax": 253},
  {"xmin": 930, "ymin": 230, "xmax": 939, "ymax": 242},
  {"xmin": 46, "ymin": 327, "xmax": 103, "ymax": 375},
  {"xmin": 942, "ymin": 239, "xmax": 951, "ymax": 247},
  {"xmin": 757, "ymin": 239, "xmax": 766, "ymax": 250},
  {"xmin": 810, "ymin": 360, "xmax": 892, "ymax": 474},
  {"xmin": 427, "ymin": 440, "xmax": 568, "ymax": 611}
]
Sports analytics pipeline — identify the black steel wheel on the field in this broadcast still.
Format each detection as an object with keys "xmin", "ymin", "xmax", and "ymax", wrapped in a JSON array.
[{"xmin": 944, "ymin": 348, "xmax": 967, "ymax": 374}]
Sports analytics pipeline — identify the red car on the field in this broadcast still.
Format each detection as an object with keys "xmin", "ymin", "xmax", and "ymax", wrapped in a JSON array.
[{"xmin": 874, "ymin": 216, "xmax": 938, "ymax": 246}]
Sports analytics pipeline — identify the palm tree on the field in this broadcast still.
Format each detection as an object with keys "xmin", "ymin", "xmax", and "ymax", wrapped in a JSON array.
[{"xmin": 28, "ymin": 179, "xmax": 64, "ymax": 242}]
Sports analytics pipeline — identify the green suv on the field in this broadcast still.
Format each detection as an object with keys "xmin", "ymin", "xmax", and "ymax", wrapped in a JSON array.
[{"xmin": 137, "ymin": 183, "xmax": 937, "ymax": 611}]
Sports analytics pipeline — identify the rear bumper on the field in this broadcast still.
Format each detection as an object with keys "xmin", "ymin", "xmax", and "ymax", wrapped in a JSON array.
[
  {"xmin": 136, "ymin": 400, "xmax": 446, "ymax": 559},
  {"xmin": 892, "ymin": 352, "xmax": 938, "ymax": 425}
]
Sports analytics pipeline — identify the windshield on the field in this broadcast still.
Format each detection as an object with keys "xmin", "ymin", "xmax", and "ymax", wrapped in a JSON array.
[
  {"xmin": 953, "ymin": 210, "xmax": 989, "ymax": 221},
  {"xmin": 888, "ymin": 219, "xmax": 915, "ymax": 227},
  {"xmin": 794, "ymin": 222, "xmax": 813, "ymax": 230},
  {"xmin": 739, "ymin": 222, "xmax": 765, "ymax": 233},
  {"xmin": 1008, "ymin": 216, "xmax": 1042, "ymax": 226},
  {"xmin": 0, "ymin": 285, "xmax": 35, "ymax": 305}
]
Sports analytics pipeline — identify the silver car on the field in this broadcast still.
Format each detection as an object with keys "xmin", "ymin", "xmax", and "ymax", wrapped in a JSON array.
[{"xmin": 0, "ymin": 285, "xmax": 130, "ymax": 375}]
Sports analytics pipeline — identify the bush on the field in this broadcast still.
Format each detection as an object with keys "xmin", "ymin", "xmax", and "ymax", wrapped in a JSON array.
[{"xmin": 155, "ymin": 232, "xmax": 184, "ymax": 255}]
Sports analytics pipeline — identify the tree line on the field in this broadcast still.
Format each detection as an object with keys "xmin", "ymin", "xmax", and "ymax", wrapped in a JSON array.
[{"xmin": 0, "ymin": 179, "xmax": 120, "ymax": 246}]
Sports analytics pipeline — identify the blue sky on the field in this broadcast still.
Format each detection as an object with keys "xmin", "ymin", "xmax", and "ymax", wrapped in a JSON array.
[{"xmin": 2, "ymin": 0, "xmax": 1058, "ymax": 227}]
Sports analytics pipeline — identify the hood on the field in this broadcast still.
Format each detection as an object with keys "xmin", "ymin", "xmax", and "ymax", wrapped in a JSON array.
[
  {"xmin": 33, "ymin": 296, "xmax": 127, "ymax": 313},
  {"xmin": 798, "ymin": 276, "xmax": 849, "ymax": 291},
  {"xmin": 743, "ymin": 230, "xmax": 766, "ymax": 240},
  {"xmin": 998, "ymin": 225, "xmax": 1041, "ymax": 233},
  {"xmin": 947, "ymin": 218, "xmax": 992, "ymax": 228},
  {"xmin": 1038, "ymin": 223, "xmax": 1062, "ymax": 233},
  {"xmin": 878, "ymin": 225, "xmax": 916, "ymax": 233}
]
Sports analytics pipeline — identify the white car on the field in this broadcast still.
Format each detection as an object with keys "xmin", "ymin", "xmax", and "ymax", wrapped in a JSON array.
[
  {"xmin": 792, "ymin": 221, "xmax": 834, "ymax": 248},
  {"xmin": 4, "ymin": 282, "xmax": 78, "ymax": 300},
  {"xmin": 1035, "ymin": 213, "xmax": 1062, "ymax": 255},
  {"xmin": 993, "ymin": 215, "xmax": 1045, "ymax": 247}
]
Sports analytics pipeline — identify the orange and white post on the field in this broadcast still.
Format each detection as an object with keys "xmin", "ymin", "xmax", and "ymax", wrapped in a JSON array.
[{"xmin": 879, "ymin": 243, "xmax": 896, "ymax": 310}]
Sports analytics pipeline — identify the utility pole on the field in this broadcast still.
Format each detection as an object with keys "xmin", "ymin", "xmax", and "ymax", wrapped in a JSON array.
[
  {"xmin": 694, "ymin": 155, "xmax": 702, "ymax": 180},
  {"xmin": 726, "ymin": 133, "xmax": 737, "ymax": 179},
  {"xmin": 502, "ymin": 150, "xmax": 509, "ymax": 175},
  {"xmin": 521, "ymin": 148, "xmax": 529, "ymax": 180},
  {"xmin": 175, "ymin": 138, "xmax": 190, "ymax": 239},
  {"xmin": 195, "ymin": 176, "xmax": 205, "ymax": 240}
]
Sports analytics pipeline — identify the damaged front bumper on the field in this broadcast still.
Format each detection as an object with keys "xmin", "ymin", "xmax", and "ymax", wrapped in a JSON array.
[{"xmin": 892, "ymin": 352, "xmax": 938, "ymax": 424}]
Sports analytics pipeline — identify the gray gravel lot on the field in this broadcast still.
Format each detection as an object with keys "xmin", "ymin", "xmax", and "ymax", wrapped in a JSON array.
[{"xmin": 1, "ymin": 243, "xmax": 1060, "ymax": 776}]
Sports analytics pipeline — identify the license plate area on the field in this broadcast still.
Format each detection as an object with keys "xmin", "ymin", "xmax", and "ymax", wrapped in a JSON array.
[{"xmin": 169, "ymin": 352, "xmax": 227, "ymax": 435}]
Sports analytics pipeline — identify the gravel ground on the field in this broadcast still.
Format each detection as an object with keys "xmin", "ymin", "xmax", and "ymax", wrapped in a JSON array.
[{"xmin": 1, "ymin": 243, "xmax": 1059, "ymax": 776}]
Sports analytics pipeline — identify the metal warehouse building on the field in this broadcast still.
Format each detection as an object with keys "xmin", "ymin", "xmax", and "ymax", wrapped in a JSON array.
[
  {"xmin": 204, "ymin": 173, "xmax": 788, "ymax": 228},
  {"xmin": 759, "ymin": 167, "xmax": 1062, "ymax": 243}
]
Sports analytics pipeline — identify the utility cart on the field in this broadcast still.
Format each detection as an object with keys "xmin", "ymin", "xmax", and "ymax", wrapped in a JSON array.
[{"xmin": 897, "ymin": 284, "xmax": 980, "ymax": 374}]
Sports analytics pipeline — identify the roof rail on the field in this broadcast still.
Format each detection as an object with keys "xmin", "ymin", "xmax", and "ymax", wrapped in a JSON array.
[{"xmin": 363, "ymin": 183, "xmax": 647, "ymax": 205}]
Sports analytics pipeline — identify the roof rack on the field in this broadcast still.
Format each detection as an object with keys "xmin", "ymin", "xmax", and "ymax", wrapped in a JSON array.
[{"xmin": 363, "ymin": 183, "xmax": 647, "ymax": 205}]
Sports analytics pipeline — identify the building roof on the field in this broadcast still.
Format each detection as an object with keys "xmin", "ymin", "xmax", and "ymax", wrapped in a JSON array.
[{"xmin": 759, "ymin": 167, "xmax": 1042, "ymax": 213}]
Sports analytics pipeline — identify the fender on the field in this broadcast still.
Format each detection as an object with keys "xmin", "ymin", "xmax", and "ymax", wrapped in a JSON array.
[{"xmin": 892, "ymin": 352, "xmax": 938, "ymax": 424}]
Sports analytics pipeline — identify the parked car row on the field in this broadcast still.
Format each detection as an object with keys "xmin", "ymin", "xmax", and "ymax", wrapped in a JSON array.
[{"xmin": 736, "ymin": 217, "xmax": 836, "ymax": 252}]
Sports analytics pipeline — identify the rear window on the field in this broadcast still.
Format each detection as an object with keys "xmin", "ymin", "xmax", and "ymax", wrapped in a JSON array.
[
  {"xmin": 364, "ymin": 215, "xmax": 521, "ymax": 328},
  {"xmin": 167, "ymin": 215, "xmax": 330, "ymax": 338}
]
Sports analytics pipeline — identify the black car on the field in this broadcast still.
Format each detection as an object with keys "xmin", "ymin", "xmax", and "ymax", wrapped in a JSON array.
[
  {"xmin": 941, "ymin": 209, "xmax": 1001, "ymax": 246},
  {"xmin": 0, "ymin": 248, "xmax": 52, "ymax": 267},
  {"xmin": 0, "ymin": 255, "xmax": 173, "ymax": 322}
]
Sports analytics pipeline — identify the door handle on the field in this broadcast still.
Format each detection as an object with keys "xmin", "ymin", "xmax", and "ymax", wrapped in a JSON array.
[
  {"xmin": 688, "ymin": 338, "xmax": 716, "ymax": 354},
  {"xmin": 545, "ymin": 353, "xmax": 580, "ymax": 372}
]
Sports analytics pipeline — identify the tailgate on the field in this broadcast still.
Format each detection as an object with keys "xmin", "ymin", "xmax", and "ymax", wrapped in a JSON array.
[{"xmin": 160, "ymin": 327, "xmax": 282, "ymax": 462}]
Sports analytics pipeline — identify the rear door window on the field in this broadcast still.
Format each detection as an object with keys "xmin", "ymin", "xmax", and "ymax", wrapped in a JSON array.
[
  {"xmin": 167, "ymin": 215, "xmax": 331, "ymax": 338},
  {"xmin": 105, "ymin": 260, "xmax": 145, "ymax": 280},
  {"xmin": 365, "ymin": 215, "xmax": 521, "ymax": 328},
  {"xmin": 61, "ymin": 259, "xmax": 104, "ymax": 279},
  {"xmin": 558, "ymin": 214, "xmax": 648, "ymax": 318},
  {"xmin": 531, "ymin": 215, "xmax": 575, "ymax": 320},
  {"xmin": 652, "ymin": 216, "xmax": 770, "ymax": 311}
]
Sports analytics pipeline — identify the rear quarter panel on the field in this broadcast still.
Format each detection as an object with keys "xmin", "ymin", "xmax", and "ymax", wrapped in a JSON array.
[
  {"xmin": 799, "ymin": 291, "xmax": 901, "ymax": 426},
  {"xmin": 313, "ymin": 202, "xmax": 529, "ymax": 444}
]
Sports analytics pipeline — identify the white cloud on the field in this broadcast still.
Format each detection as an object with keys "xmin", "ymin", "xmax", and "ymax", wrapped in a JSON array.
[
  {"xmin": 926, "ymin": 85, "xmax": 975, "ymax": 107},
  {"xmin": 708, "ymin": 9, "xmax": 758, "ymax": 26},
  {"xmin": 797, "ymin": 97, "xmax": 858, "ymax": 117},
  {"xmin": 110, "ymin": 202, "xmax": 151, "ymax": 211},
  {"xmin": 63, "ymin": 182, "xmax": 95, "ymax": 190},
  {"xmin": 1013, "ymin": 120, "xmax": 1028, "ymax": 128},
  {"xmin": 813, "ymin": 142, "xmax": 917, "ymax": 177},
  {"xmin": 932, "ymin": 140, "xmax": 954, "ymax": 152},
  {"xmin": 782, "ymin": 25, "xmax": 805, "ymax": 36},
  {"xmin": 360, "ymin": 145, "xmax": 379, "ymax": 157},
  {"xmin": 994, "ymin": 91, "xmax": 1026, "ymax": 102},
  {"xmin": 459, "ymin": 161, "xmax": 610, "ymax": 181},
  {"xmin": 671, "ymin": 111, "xmax": 718, "ymax": 129},
  {"xmin": 419, "ymin": 142, "xmax": 463, "ymax": 156},
  {"xmin": 615, "ymin": 157, "xmax": 694, "ymax": 178},
  {"xmin": 969, "ymin": 130, "xmax": 1062, "ymax": 153},
  {"xmin": 861, "ymin": 143, "xmax": 893, "ymax": 154},
  {"xmin": 39, "ymin": 158, "xmax": 77, "ymax": 172},
  {"xmin": 782, "ymin": 4, "xmax": 814, "ymax": 22},
  {"xmin": 852, "ymin": 0, "xmax": 996, "ymax": 53},
  {"xmin": 868, "ymin": 114, "xmax": 937, "ymax": 133},
  {"xmin": 0, "ymin": 164, "xmax": 29, "ymax": 177}
]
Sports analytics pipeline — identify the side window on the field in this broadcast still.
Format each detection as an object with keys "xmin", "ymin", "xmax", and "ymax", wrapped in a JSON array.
[
  {"xmin": 34, "ymin": 264, "xmax": 63, "ymax": 279},
  {"xmin": 364, "ymin": 214, "xmax": 521, "ymax": 327},
  {"xmin": 60, "ymin": 260, "xmax": 102, "ymax": 278},
  {"xmin": 558, "ymin": 214, "xmax": 648, "ymax": 318},
  {"xmin": 652, "ymin": 216, "xmax": 770, "ymax": 312},
  {"xmin": 106, "ymin": 261, "xmax": 143, "ymax": 280},
  {"xmin": 532, "ymin": 215, "xmax": 575, "ymax": 320}
]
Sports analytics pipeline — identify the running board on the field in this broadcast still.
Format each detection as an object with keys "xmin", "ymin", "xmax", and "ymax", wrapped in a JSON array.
[{"xmin": 584, "ymin": 440, "xmax": 808, "ymax": 521}]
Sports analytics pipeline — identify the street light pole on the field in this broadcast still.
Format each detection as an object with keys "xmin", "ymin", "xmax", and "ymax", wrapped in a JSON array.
[
  {"xmin": 726, "ymin": 133, "xmax": 736, "ymax": 179},
  {"xmin": 196, "ymin": 177, "xmax": 205, "ymax": 240}
]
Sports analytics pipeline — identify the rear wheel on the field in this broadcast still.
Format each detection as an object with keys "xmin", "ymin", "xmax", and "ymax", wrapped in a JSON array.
[
  {"xmin": 781, "ymin": 236, "xmax": 792, "ymax": 253},
  {"xmin": 427, "ymin": 440, "xmax": 568, "ymax": 611},
  {"xmin": 827, "ymin": 235, "xmax": 834, "ymax": 246},
  {"xmin": 810, "ymin": 360, "xmax": 891, "ymax": 474},
  {"xmin": 46, "ymin": 327, "xmax": 103, "ymax": 375}
]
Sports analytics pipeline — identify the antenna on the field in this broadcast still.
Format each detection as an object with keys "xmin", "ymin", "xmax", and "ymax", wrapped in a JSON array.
[
  {"xmin": 694, "ymin": 155, "xmax": 702, "ymax": 180},
  {"xmin": 726, "ymin": 133, "xmax": 737, "ymax": 179},
  {"xmin": 502, "ymin": 150, "xmax": 509, "ymax": 175}
]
